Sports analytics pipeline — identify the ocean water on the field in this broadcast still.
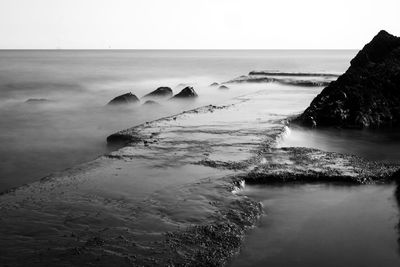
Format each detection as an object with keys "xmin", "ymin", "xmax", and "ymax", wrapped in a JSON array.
[
  {"xmin": 1, "ymin": 50, "xmax": 400, "ymax": 266},
  {"xmin": 0, "ymin": 49, "xmax": 355, "ymax": 192},
  {"xmin": 231, "ymin": 183, "xmax": 400, "ymax": 267}
]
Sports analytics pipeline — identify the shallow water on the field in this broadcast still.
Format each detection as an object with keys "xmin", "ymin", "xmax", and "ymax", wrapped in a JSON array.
[
  {"xmin": 280, "ymin": 126, "xmax": 400, "ymax": 163},
  {"xmin": 231, "ymin": 183, "xmax": 400, "ymax": 267}
]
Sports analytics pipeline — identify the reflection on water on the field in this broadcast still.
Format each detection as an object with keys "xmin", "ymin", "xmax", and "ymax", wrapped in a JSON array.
[
  {"xmin": 280, "ymin": 126, "xmax": 400, "ymax": 163},
  {"xmin": 231, "ymin": 183, "xmax": 400, "ymax": 267}
]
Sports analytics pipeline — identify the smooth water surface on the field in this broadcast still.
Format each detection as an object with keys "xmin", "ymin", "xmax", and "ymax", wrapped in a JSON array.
[
  {"xmin": 231, "ymin": 183, "xmax": 400, "ymax": 267},
  {"xmin": 280, "ymin": 126, "xmax": 400, "ymax": 163}
]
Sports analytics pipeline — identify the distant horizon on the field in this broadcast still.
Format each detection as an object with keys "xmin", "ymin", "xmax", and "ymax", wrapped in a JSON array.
[{"xmin": 0, "ymin": 48, "xmax": 359, "ymax": 51}]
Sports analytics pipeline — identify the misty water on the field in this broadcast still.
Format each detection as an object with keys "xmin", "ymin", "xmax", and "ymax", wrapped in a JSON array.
[
  {"xmin": 1, "ymin": 50, "xmax": 400, "ymax": 266},
  {"xmin": 0, "ymin": 49, "xmax": 354, "ymax": 191}
]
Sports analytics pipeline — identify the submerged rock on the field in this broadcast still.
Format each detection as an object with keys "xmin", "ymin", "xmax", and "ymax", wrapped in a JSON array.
[
  {"xmin": 171, "ymin": 86, "xmax": 198, "ymax": 99},
  {"xmin": 219, "ymin": 85, "xmax": 229, "ymax": 90},
  {"xmin": 107, "ymin": 92, "xmax": 139, "ymax": 105},
  {"xmin": 142, "ymin": 87, "xmax": 172, "ymax": 99},
  {"xmin": 143, "ymin": 100, "xmax": 160, "ymax": 106},
  {"xmin": 294, "ymin": 30, "xmax": 400, "ymax": 128},
  {"xmin": 25, "ymin": 98, "xmax": 50, "ymax": 103}
]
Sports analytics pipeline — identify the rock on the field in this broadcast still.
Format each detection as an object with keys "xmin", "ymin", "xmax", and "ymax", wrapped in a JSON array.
[
  {"xmin": 142, "ymin": 87, "xmax": 172, "ymax": 99},
  {"xmin": 241, "ymin": 147, "xmax": 400, "ymax": 184},
  {"xmin": 209, "ymin": 82, "xmax": 219, "ymax": 87},
  {"xmin": 293, "ymin": 30, "xmax": 400, "ymax": 128},
  {"xmin": 25, "ymin": 98, "xmax": 50, "ymax": 103},
  {"xmin": 225, "ymin": 73, "xmax": 335, "ymax": 87},
  {"xmin": 143, "ymin": 100, "xmax": 160, "ymax": 106},
  {"xmin": 218, "ymin": 85, "xmax": 229, "ymax": 90},
  {"xmin": 107, "ymin": 92, "xmax": 139, "ymax": 105},
  {"xmin": 171, "ymin": 86, "xmax": 198, "ymax": 99}
]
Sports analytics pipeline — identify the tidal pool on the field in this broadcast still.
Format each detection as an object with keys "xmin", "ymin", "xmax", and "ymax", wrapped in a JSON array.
[{"xmin": 231, "ymin": 183, "xmax": 400, "ymax": 267}]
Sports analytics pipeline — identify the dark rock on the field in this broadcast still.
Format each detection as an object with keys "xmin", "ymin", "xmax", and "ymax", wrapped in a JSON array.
[
  {"xmin": 294, "ymin": 30, "xmax": 400, "ymax": 128},
  {"xmin": 218, "ymin": 85, "xmax": 229, "ymax": 90},
  {"xmin": 142, "ymin": 87, "xmax": 172, "ymax": 99},
  {"xmin": 143, "ymin": 100, "xmax": 160, "ymax": 106},
  {"xmin": 107, "ymin": 92, "xmax": 139, "ymax": 105},
  {"xmin": 171, "ymin": 86, "xmax": 198, "ymax": 99},
  {"xmin": 106, "ymin": 130, "xmax": 144, "ymax": 145},
  {"xmin": 210, "ymin": 82, "xmax": 219, "ymax": 87}
]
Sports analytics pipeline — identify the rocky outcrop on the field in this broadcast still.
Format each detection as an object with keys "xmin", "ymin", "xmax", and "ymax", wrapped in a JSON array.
[
  {"xmin": 294, "ymin": 30, "xmax": 400, "ymax": 128},
  {"xmin": 142, "ymin": 87, "xmax": 172, "ymax": 99},
  {"xmin": 210, "ymin": 82, "xmax": 219, "ymax": 87},
  {"xmin": 171, "ymin": 86, "xmax": 198, "ymax": 99},
  {"xmin": 107, "ymin": 92, "xmax": 139, "ymax": 105},
  {"xmin": 219, "ymin": 85, "xmax": 229, "ymax": 90},
  {"xmin": 225, "ymin": 72, "xmax": 338, "ymax": 87}
]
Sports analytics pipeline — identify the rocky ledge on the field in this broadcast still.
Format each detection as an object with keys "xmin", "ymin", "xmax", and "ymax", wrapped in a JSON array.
[
  {"xmin": 243, "ymin": 147, "xmax": 400, "ymax": 184},
  {"xmin": 294, "ymin": 30, "xmax": 400, "ymax": 128},
  {"xmin": 225, "ymin": 72, "xmax": 338, "ymax": 87}
]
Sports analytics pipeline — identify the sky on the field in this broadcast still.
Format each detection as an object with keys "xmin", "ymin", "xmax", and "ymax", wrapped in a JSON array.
[{"xmin": 0, "ymin": 0, "xmax": 399, "ymax": 49}]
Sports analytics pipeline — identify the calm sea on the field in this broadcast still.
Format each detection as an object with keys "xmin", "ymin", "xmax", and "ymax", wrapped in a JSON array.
[
  {"xmin": 2, "ymin": 50, "xmax": 400, "ymax": 267},
  {"xmin": 0, "ymin": 49, "xmax": 359, "ymax": 192}
]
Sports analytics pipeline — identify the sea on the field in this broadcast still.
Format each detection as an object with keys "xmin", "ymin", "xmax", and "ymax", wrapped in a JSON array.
[
  {"xmin": 0, "ymin": 49, "xmax": 356, "ymax": 192},
  {"xmin": 1, "ymin": 50, "xmax": 400, "ymax": 266}
]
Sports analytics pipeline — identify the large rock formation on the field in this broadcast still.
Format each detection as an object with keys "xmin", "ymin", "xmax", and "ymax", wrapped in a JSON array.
[
  {"xmin": 142, "ymin": 87, "xmax": 173, "ymax": 99},
  {"xmin": 294, "ymin": 30, "xmax": 400, "ymax": 128},
  {"xmin": 107, "ymin": 92, "xmax": 139, "ymax": 105},
  {"xmin": 171, "ymin": 86, "xmax": 198, "ymax": 99}
]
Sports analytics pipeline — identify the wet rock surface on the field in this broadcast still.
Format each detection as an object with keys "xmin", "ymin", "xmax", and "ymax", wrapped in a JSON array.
[
  {"xmin": 107, "ymin": 92, "xmax": 139, "ymax": 105},
  {"xmin": 171, "ymin": 86, "xmax": 198, "ymax": 99},
  {"xmin": 226, "ymin": 71, "xmax": 339, "ymax": 87},
  {"xmin": 294, "ymin": 30, "xmax": 400, "ymax": 128},
  {"xmin": 142, "ymin": 87, "xmax": 173, "ymax": 99},
  {"xmin": 243, "ymin": 147, "xmax": 400, "ymax": 184}
]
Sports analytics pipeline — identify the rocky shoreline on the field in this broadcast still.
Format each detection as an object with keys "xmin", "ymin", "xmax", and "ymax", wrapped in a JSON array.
[
  {"xmin": 2, "ymin": 31, "xmax": 400, "ymax": 266},
  {"xmin": 104, "ymin": 95, "xmax": 400, "ymax": 266},
  {"xmin": 1, "ymin": 88, "xmax": 400, "ymax": 266}
]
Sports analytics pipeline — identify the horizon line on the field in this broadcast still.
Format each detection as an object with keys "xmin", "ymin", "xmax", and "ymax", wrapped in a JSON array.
[{"xmin": 0, "ymin": 48, "xmax": 359, "ymax": 51}]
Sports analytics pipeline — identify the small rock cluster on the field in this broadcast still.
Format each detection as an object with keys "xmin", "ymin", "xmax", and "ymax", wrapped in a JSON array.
[{"xmin": 107, "ymin": 86, "xmax": 199, "ymax": 106}]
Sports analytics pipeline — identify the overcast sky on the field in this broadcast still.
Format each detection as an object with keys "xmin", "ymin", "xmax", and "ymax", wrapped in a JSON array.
[{"xmin": 0, "ymin": 0, "xmax": 399, "ymax": 49}]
